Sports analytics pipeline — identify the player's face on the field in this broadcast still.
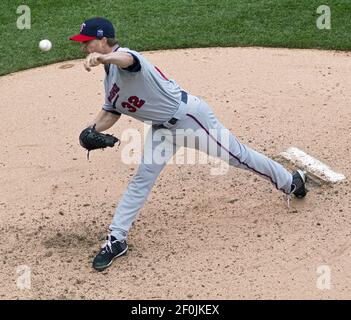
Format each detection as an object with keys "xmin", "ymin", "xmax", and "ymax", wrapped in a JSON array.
[{"xmin": 81, "ymin": 39, "xmax": 104, "ymax": 55}]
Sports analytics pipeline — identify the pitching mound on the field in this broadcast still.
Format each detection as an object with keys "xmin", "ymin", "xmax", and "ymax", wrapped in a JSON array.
[{"xmin": 0, "ymin": 47, "xmax": 350, "ymax": 299}]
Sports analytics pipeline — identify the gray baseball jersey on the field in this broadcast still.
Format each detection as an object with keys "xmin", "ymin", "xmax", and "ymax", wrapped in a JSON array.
[{"xmin": 102, "ymin": 46, "xmax": 183, "ymax": 124}]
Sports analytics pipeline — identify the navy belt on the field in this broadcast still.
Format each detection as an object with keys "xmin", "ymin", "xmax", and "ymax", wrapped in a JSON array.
[
  {"xmin": 181, "ymin": 90, "xmax": 188, "ymax": 104},
  {"xmin": 166, "ymin": 91, "xmax": 188, "ymax": 125}
]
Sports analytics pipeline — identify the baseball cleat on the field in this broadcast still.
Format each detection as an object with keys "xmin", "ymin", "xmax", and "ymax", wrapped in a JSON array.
[
  {"xmin": 290, "ymin": 169, "xmax": 308, "ymax": 198},
  {"xmin": 92, "ymin": 235, "xmax": 128, "ymax": 271}
]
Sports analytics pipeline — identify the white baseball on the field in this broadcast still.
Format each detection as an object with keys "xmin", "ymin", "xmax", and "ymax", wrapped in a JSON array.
[{"xmin": 39, "ymin": 39, "xmax": 52, "ymax": 52}]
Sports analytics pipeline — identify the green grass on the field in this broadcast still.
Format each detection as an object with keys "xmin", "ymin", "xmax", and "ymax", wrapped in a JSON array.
[{"xmin": 0, "ymin": 0, "xmax": 350, "ymax": 75}]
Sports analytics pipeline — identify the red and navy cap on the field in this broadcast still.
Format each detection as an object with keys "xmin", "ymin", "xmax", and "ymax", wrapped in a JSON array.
[{"xmin": 70, "ymin": 17, "xmax": 115, "ymax": 42}]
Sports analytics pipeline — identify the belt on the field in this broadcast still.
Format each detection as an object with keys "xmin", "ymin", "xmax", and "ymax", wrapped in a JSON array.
[
  {"xmin": 181, "ymin": 90, "xmax": 188, "ymax": 104},
  {"xmin": 164, "ymin": 91, "xmax": 188, "ymax": 126}
]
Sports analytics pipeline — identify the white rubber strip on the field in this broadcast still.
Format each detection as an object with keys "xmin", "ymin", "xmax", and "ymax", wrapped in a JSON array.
[{"xmin": 280, "ymin": 147, "xmax": 346, "ymax": 183}]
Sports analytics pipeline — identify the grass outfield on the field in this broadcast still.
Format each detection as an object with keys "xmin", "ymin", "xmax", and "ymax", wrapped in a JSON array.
[{"xmin": 0, "ymin": 0, "xmax": 350, "ymax": 75}]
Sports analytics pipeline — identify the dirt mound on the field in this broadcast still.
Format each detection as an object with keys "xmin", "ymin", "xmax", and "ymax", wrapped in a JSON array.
[{"xmin": 0, "ymin": 47, "xmax": 350, "ymax": 299}]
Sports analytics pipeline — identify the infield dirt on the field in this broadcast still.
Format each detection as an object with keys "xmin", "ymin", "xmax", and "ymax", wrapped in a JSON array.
[{"xmin": 1, "ymin": 47, "xmax": 350, "ymax": 299}]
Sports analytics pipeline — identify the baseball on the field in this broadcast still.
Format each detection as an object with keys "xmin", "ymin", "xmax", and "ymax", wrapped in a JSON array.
[{"xmin": 39, "ymin": 39, "xmax": 52, "ymax": 52}]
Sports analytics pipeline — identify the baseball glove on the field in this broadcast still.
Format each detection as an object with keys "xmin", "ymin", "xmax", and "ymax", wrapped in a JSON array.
[{"xmin": 79, "ymin": 124, "xmax": 120, "ymax": 159}]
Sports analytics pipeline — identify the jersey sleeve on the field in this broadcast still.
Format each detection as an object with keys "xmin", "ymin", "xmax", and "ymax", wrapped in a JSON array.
[
  {"xmin": 102, "ymin": 103, "xmax": 121, "ymax": 116},
  {"xmin": 122, "ymin": 52, "xmax": 141, "ymax": 72}
]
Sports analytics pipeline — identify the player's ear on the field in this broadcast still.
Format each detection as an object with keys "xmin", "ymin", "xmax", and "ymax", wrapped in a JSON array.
[{"xmin": 101, "ymin": 37, "xmax": 108, "ymax": 48}]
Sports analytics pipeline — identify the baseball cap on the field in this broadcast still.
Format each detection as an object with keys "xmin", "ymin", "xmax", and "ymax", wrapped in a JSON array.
[{"xmin": 70, "ymin": 17, "xmax": 115, "ymax": 42}]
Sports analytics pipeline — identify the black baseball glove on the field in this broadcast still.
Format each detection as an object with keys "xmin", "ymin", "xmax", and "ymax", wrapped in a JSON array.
[{"xmin": 79, "ymin": 124, "xmax": 120, "ymax": 159}]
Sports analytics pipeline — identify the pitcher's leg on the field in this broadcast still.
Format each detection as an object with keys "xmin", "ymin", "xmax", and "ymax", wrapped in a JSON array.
[
  {"xmin": 180, "ymin": 100, "xmax": 292, "ymax": 194},
  {"xmin": 109, "ymin": 127, "xmax": 178, "ymax": 241},
  {"xmin": 226, "ymin": 140, "xmax": 292, "ymax": 193}
]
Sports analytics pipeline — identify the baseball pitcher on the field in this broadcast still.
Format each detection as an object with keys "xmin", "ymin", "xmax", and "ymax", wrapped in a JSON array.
[{"xmin": 69, "ymin": 17, "xmax": 307, "ymax": 271}]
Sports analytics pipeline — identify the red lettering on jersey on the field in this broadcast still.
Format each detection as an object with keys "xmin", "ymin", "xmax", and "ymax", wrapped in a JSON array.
[
  {"xmin": 128, "ymin": 96, "xmax": 145, "ymax": 108},
  {"xmin": 122, "ymin": 96, "xmax": 145, "ymax": 113},
  {"xmin": 108, "ymin": 83, "xmax": 120, "ymax": 103},
  {"xmin": 122, "ymin": 101, "xmax": 136, "ymax": 112}
]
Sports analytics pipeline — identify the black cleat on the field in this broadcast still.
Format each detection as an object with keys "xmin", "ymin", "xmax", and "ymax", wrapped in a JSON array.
[
  {"xmin": 92, "ymin": 235, "xmax": 128, "ymax": 271},
  {"xmin": 290, "ymin": 169, "xmax": 307, "ymax": 198}
]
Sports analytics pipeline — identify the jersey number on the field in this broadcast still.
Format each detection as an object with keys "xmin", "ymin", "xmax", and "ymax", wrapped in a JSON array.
[{"xmin": 121, "ymin": 96, "xmax": 145, "ymax": 113}]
